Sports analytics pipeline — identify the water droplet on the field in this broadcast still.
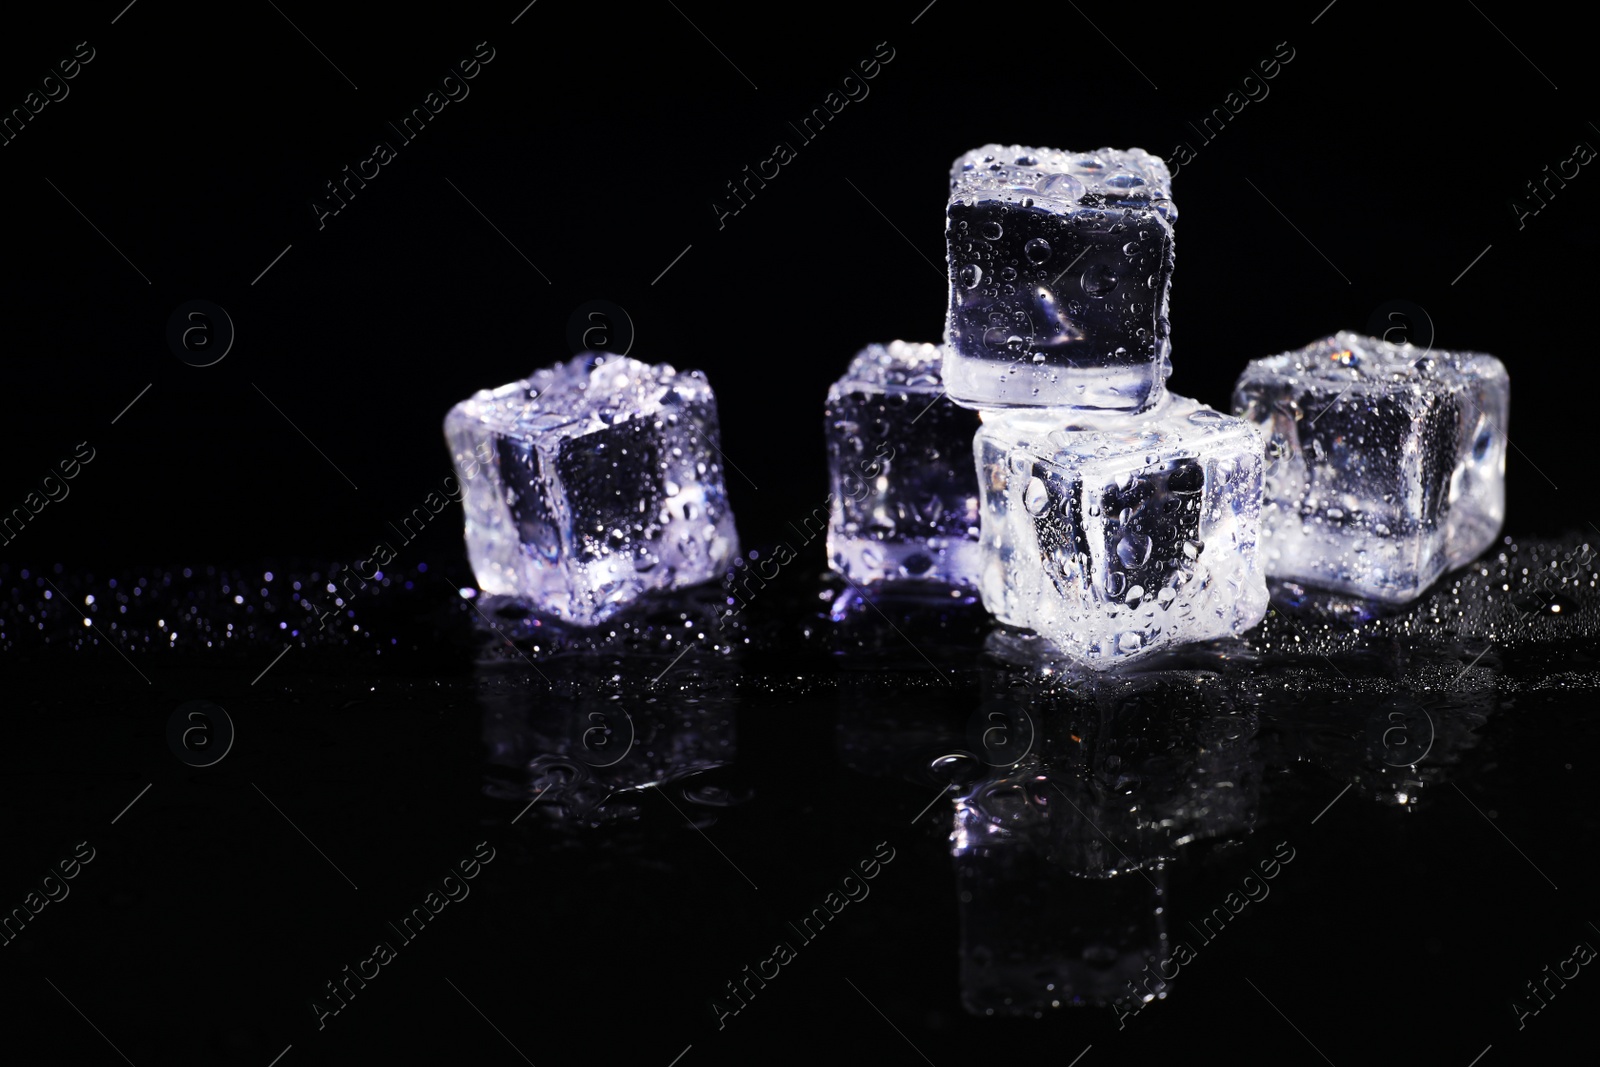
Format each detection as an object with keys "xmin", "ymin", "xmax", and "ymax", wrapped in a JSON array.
[
  {"xmin": 1082, "ymin": 264, "xmax": 1119, "ymax": 297},
  {"xmin": 1024, "ymin": 477, "xmax": 1050, "ymax": 515},
  {"xmin": 1123, "ymin": 242, "xmax": 1140, "ymax": 256},
  {"xmin": 1106, "ymin": 571, "xmax": 1127, "ymax": 596},
  {"xmin": 1126, "ymin": 584, "xmax": 1145, "ymax": 607},
  {"xmin": 1182, "ymin": 539, "xmax": 1203, "ymax": 560},
  {"xmin": 981, "ymin": 221, "xmax": 1004, "ymax": 240},
  {"xmin": 1038, "ymin": 173, "xmax": 1085, "ymax": 200},
  {"xmin": 1106, "ymin": 174, "xmax": 1146, "ymax": 189},
  {"xmin": 1118, "ymin": 533, "xmax": 1153, "ymax": 567},
  {"xmin": 1024, "ymin": 237, "xmax": 1052, "ymax": 263},
  {"xmin": 959, "ymin": 263, "xmax": 983, "ymax": 289}
]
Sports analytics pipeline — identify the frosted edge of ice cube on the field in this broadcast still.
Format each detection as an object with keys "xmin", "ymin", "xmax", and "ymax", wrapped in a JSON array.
[
  {"xmin": 1233, "ymin": 331, "xmax": 1508, "ymax": 603},
  {"xmin": 825, "ymin": 341, "xmax": 983, "ymax": 588},
  {"xmin": 445, "ymin": 353, "xmax": 739, "ymax": 626},
  {"xmin": 949, "ymin": 144, "xmax": 1176, "ymax": 219},
  {"xmin": 828, "ymin": 340, "xmax": 945, "ymax": 394},
  {"xmin": 976, "ymin": 393, "xmax": 1268, "ymax": 668}
]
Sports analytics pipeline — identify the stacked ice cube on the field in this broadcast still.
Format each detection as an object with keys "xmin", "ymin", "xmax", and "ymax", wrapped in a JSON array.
[
  {"xmin": 943, "ymin": 144, "xmax": 1176, "ymax": 412},
  {"xmin": 824, "ymin": 144, "xmax": 1270, "ymax": 667}
]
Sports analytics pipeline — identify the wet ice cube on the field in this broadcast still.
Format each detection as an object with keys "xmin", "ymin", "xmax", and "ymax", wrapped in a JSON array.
[
  {"xmin": 944, "ymin": 144, "xmax": 1176, "ymax": 411},
  {"xmin": 1232, "ymin": 331, "xmax": 1508, "ymax": 602},
  {"xmin": 976, "ymin": 394, "xmax": 1267, "ymax": 667},
  {"xmin": 825, "ymin": 341, "xmax": 982, "ymax": 586},
  {"xmin": 444, "ymin": 353, "xmax": 739, "ymax": 625}
]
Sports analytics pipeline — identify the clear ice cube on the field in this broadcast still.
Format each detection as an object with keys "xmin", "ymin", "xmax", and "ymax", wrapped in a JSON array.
[
  {"xmin": 943, "ymin": 144, "xmax": 1176, "ymax": 411},
  {"xmin": 445, "ymin": 353, "xmax": 739, "ymax": 625},
  {"xmin": 1232, "ymin": 331, "xmax": 1508, "ymax": 602},
  {"xmin": 976, "ymin": 394, "xmax": 1268, "ymax": 666},
  {"xmin": 825, "ymin": 341, "xmax": 983, "ymax": 586}
]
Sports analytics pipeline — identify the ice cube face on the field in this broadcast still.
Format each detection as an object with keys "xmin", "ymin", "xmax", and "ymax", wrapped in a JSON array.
[
  {"xmin": 826, "ymin": 342, "xmax": 982, "ymax": 586},
  {"xmin": 976, "ymin": 395, "xmax": 1268, "ymax": 666},
  {"xmin": 445, "ymin": 354, "xmax": 739, "ymax": 625},
  {"xmin": 1232, "ymin": 331, "xmax": 1508, "ymax": 602},
  {"xmin": 944, "ymin": 145, "xmax": 1176, "ymax": 411}
]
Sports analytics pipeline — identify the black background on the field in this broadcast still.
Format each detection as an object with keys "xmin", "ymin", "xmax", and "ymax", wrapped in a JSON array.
[
  {"xmin": 0, "ymin": 1, "xmax": 1590, "ymax": 562},
  {"xmin": 2, "ymin": 3, "xmax": 1597, "ymax": 1066}
]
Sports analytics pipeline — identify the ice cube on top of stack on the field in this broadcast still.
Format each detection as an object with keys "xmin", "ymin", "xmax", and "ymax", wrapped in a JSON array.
[
  {"xmin": 1232, "ymin": 330, "xmax": 1508, "ymax": 602},
  {"xmin": 943, "ymin": 144, "xmax": 1176, "ymax": 412},
  {"xmin": 445, "ymin": 353, "xmax": 739, "ymax": 626},
  {"xmin": 975, "ymin": 393, "xmax": 1268, "ymax": 666},
  {"xmin": 825, "ymin": 341, "xmax": 982, "ymax": 588}
]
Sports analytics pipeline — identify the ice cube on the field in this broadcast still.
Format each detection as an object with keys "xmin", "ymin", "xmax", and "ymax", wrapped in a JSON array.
[
  {"xmin": 943, "ymin": 144, "xmax": 1176, "ymax": 411},
  {"xmin": 1232, "ymin": 331, "xmax": 1508, "ymax": 602},
  {"xmin": 976, "ymin": 393, "xmax": 1267, "ymax": 667},
  {"xmin": 445, "ymin": 353, "xmax": 739, "ymax": 625},
  {"xmin": 825, "ymin": 341, "xmax": 983, "ymax": 586}
]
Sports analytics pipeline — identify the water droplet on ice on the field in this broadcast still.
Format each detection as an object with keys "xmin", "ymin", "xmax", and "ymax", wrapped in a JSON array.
[
  {"xmin": 1082, "ymin": 264, "xmax": 1119, "ymax": 296},
  {"xmin": 1024, "ymin": 238, "xmax": 1052, "ymax": 263},
  {"xmin": 1024, "ymin": 478, "xmax": 1050, "ymax": 515},
  {"xmin": 959, "ymin": 263, "xmax": 983, "ymax": 289},
  {"xmin": 1118, "ymin": 533, "xmax": 1153, "ymax": 567},
  {"xmin": 981, "ymin": 221, "xmax": 1004, "ymax": 240}
]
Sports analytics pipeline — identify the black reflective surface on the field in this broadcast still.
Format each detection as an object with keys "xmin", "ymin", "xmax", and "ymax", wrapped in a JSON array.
[{"xmin": 1, "ymin": 535, "xmax": 1596, "ymax": 1065}]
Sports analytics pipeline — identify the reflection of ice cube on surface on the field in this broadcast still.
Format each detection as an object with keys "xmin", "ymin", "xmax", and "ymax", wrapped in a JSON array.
[
  {"xmin": 976, "ymin": 393, "xmax": 1268, "ymax": 667},
  {"xmin": 1233, "ymin": 331, "xmax": 1508, "ymax": 602},
  {"xmin": 479, "ymin": 665, "xmax": 740, "ymax": 828},
  {"xmin": 825, "ymin": 341, "xmax": 983, "ymax": 587},
  {"xmin": 943, "ymin": 144, "xmax": 1176, "ymax": 411},
  {"xmin": 952, "ymin": 666, "xmax": 1260, "ymax": 1015},
  {"xmin": 444, "ymin": 354, "xmax": 740, "ymax": 626},
  {"xmin": 954, "ymin": 840, "xmax": 1167, "ymax": 1016}
]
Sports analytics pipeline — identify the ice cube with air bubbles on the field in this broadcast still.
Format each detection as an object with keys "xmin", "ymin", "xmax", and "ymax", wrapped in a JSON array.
[
  {"xmin": 1231, "ymin": 331, "xmax": 1508, "ymax": 603},
  {"xmin": 444, "ymin": 353, "xmax": 739, "ymax": 626},
  {"xmin": 825, "ymin": 341, "xmax": 983, "ymax": 587},
  {"xmin": 975, "ymin": 393, "xmax": 1268, "ymax": 667},
  {"xmin": 943, "ymin": 144, "xmax": 1176, "ymax": 412}
]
